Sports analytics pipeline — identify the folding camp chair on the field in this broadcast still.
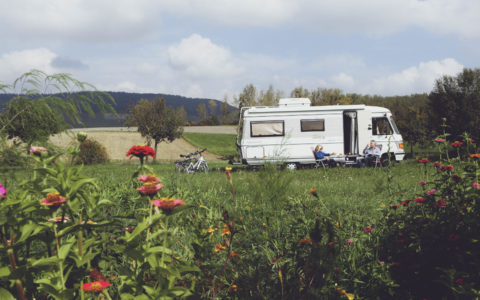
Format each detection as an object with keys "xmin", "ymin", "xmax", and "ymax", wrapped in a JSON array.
[{"xmin": 313, "ymin": 151, "xmax": 327, "ymax": 168}]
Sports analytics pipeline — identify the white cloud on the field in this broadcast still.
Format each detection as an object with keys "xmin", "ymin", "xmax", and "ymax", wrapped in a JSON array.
[
  {"xmin": 1, "ymin": 0, "xmax": 478, "ymax": 43},
  {"xmin": 0, "ymin": 48, "xmax": 57, "ymax": 83},
  {"xmin": 0, "ymin": 0, "xmax": 161, "ymax": 41},
  {"xmin": 360, "ymin": 58, "xmax": 464, "ymax": 95},
  {"xmin": 168, "ymin": 34, "xmax": 242, "ymax": 78},
  {"xmin": 331, "ymin": 73, "xmax": 355, "ymax": 90}
]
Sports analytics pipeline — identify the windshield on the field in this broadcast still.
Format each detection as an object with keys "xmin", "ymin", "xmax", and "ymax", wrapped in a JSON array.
[{"xmin": 389, "ymin": 116, "xmax": 399, "ymax": 134}]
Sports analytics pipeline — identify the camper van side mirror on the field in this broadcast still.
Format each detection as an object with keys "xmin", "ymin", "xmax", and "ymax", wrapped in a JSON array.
[{"xmin": 368, "ymin": 124, "xmax": 372, "ymax": 130}]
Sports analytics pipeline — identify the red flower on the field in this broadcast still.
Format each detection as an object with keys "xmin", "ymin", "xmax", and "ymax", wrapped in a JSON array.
[
  {"xmin": 82, "ymin": 281, "xmax": 111, "ymax": 293},
  {"xmin": 126, "ymin": 145, "xmax": 155, "ymax": 159},
  {"xmin": 136, "ymin": 182, "xmax": 163, "ymax": 195},
  {"xmin": 470, "ymin": 153, "xmax": 480, "ymax": 158},
  {"xmin": 363, "ymin": 227, "xmax": 374, "ymax": 232},
  {"xmin": 299, "ymin": 238, "xmax": 312, "ymax": 244},
  {"xmin": 308, "ymin": 187, "xmax": 318, "ymax": 198},
  {"xmin": 455, "ymin": 278, "xmax": 464, "ymax": 284},
  {"xmin": 418, "ymin": 158, "xmax": 430, "ymax": 164},
  {"xmin": 440, "ymin": 164, "xmax": 454, "ymax": 172},
  {"xmin": 401, "ymin": 200, "xmax": 411, "ymax": 206},
  {"xmin": 433, "ymin": 161, "xmax": 442, "ymax": 168},
  {"xmin": 451, "ymin": 141, "xmax": 463, "ymax": 147},
  {"xmin": 436, "ymin": 199, "xmax": 447, "ymax": 208},
  {"xmin": 390, "ymin": 204, "xmax": 400, "ymax": 209},
  {"xmin": 137, "ymin": 174, "xmax": 160, "ymax": 183},
  {"xmin": 151, "ymin": 197, "xmax": 185, "ymax": 212},
  {"xmin": 40, "ymin": 192, "xmax": 68, "ymax": 207}
]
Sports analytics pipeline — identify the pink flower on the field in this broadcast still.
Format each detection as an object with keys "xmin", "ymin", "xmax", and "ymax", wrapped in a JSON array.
[
  {"xmin": 419, "ymin": 180, "xmax": 427, "ymax": 186},
  {"xmin": 414, "ymin": 197, "xmax": 425, "ymax": 203},
  {"xmin": 455, "ymin": 278, "xmax": 464, "ymax": 284},
  {"xmin": 434, "ymin": 138, "xmax": 446, "ymax": 142},
  {"xmin": 433, "ymin": 161, "xmax": 442, "ymax": 168},
  {"xmin": 29, "ymin": 146, "xmax": 47, "ymax": 156},
  {"xmin": 152, "ymin": 197, "xmax": 185, "ymax": 212},
  {"xmin": 48, "ymin": 216, "xmax": 70, "ymax": 223},
  {"xmin": 436, "ymin": 199, "xmax": 447, "ymax": 208},
  {"xmin": 427, "ymin": 189, "xmax": 436, "ymax": 195},
  {"xmin": 40, "ymin": 192, "xmax": 68, "ymax": 207},
  {"xmin": 136, "ymin": 182, "xmax": 163, "ymax": 195},
  {"xmin": 137, "ymin": 174, "xmax": 160, "ymax": 183},
  {"xmin": 380, "ymin": 261, "xmax": 385, "ymax": 265},
  {"xmin": 473, "ymin": 182, "xmax": 480, "ymax": 190},
  {"xmin": 440, "ymin": 164, "xmax": 454, "ymax": 172},
  {"xmin": 346, "ymin": 239, "xmax": 353, "ymax": 244},
  {"xmin": 0, "ymin": 183, "xmax": 6, "ymax": 199},
  {"xmin": 363, "ymin": 227, "xmax": 374, "ymax": 232}
]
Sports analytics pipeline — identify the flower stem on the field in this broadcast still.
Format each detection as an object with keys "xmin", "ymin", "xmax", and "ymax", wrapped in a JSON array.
[{"xmin": 53, "ymin": 224, "xmax": 65, "ymax": 288}]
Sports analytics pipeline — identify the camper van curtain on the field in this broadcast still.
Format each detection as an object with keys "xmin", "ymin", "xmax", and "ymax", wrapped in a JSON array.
[{"xmin": 251, "ymin": 121, "xmax": 284, "ymax": 137}]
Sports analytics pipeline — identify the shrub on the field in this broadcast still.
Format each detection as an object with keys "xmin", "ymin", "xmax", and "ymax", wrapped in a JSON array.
[
  {"xmin": 76, "ymin": 138, "xmax": 109, "ymax": 164},
  {"xmin": 379, "ymin": 143, "xmax": 480, "ymax": 298}
]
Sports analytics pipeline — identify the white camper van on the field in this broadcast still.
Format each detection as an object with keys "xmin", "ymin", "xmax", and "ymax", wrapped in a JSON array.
[{"xmin": 236, "ymin": 98, "xmax": 405, "ymax": 168}]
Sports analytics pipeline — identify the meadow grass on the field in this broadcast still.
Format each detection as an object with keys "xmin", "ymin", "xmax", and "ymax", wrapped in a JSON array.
[{"xmin": 182, "ymin": 132, "xmax": 237, "ymax": 157}]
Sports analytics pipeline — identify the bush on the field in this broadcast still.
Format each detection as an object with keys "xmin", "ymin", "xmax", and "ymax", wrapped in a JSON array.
[
  {"xmin": 76, "ymin": 138, "xmax": 109, "ymax": 164},
  {"xmin": 379, "ymin": 148, "xmax": 480, "ymax": 298}
]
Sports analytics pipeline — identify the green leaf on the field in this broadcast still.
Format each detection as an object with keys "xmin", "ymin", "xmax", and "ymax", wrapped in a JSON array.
[
  {"xmin": 31, "ymin": 256, "xmax": 61, "ymax": 267},
  {"xmin": 0, "ymin": 288, "xmax": 15, "ymax": 300},
  {"xmin": 0, "ymin": 266, "xmax": 11, "ymax": 278},
  {"xmin": 146, "ymin": 246, "xmax": 172, "ymax": 255},
  {"xmin": 59, "ymin": 240, "xmax": 75, "ymax": 260},
  {"xmin": 68, "ymin": 178, "xmax": 97, "ymax": 198}
]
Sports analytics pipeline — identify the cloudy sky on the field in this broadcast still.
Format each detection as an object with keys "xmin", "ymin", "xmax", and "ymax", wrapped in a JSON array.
[{"xmin": 0, "ymin": 0, "xmax": 479, "ymax": 101}]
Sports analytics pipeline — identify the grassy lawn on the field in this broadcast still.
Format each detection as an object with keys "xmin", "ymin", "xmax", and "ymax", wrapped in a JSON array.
[{"xmin": 182, "ymin": 132, "xmax": 237, "ymax": 157}]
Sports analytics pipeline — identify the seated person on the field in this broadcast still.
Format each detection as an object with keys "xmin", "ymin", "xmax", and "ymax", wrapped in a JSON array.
[
  {"xmin": 314, "ymin": 145, "xmax": 337, "ymax": 167},
  {"xmin": 359, "ymin": 140, "xmax": 381, "ymax": 167}
]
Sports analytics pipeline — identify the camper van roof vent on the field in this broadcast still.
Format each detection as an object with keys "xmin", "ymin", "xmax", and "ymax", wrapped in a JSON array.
[{"xmin": 278, "ymin": 98, "xmax": 311, "ymax": 107}]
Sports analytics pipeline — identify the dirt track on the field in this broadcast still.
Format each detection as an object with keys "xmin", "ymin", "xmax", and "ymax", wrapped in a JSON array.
[{"xmin": 49, "ymin": 126, "xmax": 236, "ymax": 161}]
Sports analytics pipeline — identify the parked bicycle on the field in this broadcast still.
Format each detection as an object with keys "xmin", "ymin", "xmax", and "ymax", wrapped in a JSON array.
[{"xmin": 175, "ymin": 149, "xmax": 209, "ymax": 173}]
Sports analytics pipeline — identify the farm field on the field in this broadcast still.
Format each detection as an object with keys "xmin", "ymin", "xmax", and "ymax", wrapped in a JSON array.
[{"xmin": 48, "ymin": 126, "xmax": 237, "ymax": 162}]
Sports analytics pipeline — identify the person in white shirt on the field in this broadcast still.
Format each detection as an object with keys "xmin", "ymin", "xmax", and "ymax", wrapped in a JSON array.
[{"xmin": 360, "ymin": 140, "xmax": 381, "ymax": 167}]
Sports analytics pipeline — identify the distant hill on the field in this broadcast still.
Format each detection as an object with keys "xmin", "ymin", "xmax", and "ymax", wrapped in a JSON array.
[{"xmin": 0, "ymin": 91, "xmax": 237, "ymax": 127}]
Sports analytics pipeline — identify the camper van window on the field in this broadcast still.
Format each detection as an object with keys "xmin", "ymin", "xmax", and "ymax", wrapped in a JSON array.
[
  {"xmin": 389, "ymin": 116, "xmax": 399, "ymax": 134},
  {"xmin": 300, "ymin": 119, "xmax": 325, "ymax": 132},
  {"xmin": 372, "ymin": 117, "xmax": 393, "ymax": 135},
  {"xmin": 250, "ymin": 121, "xmax": 284, "ymax": 137}
]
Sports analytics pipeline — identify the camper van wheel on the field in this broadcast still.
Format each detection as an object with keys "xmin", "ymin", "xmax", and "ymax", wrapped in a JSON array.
[{"xmin": 286, "ymin": 163, "xmax": 297, "ymax": 170}]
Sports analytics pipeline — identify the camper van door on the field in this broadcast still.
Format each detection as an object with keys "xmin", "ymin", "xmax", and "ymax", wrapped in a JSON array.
[{"xmin": 357, "ymin": 109, "xmax": 372, "ymax": 153}]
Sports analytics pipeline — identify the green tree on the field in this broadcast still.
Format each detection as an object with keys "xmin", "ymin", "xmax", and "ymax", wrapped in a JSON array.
[
  {"xmin": 124, "ymin": 97, "xmax": 183, "ymax": 159},
  {"xmin": 208, "ymin": 99, "xmax": 217, "ymax": 117},
  {"xmin": 1, "ymin": 97, "xmax": 64, "ymax": 147},
  {"xmin": 0, "ymin": 69, "xmax": 115, "ymax": 148},
  {"xmin": 221, "ymin": 95, "xmax": 229, "ymax": 124},
  {"xmin": 258, "ymin": 84, "xmax": 282, "ymax": 106},
  {"xmin": 429, "ymin": 68, "xmax": 480, "ymax": 139},
  {"xmin": 235, "ymin": 84, "xmax": 257, "ymax": 109},
  {"xmin": 196, "ymin": 103, "xmax": 208, "ymax": 122}
]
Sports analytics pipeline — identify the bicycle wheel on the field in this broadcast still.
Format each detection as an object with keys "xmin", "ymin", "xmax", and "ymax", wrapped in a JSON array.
[
  {"xmin": 175, "ymin": 162, "xmax": 185, "ymax": 173},
  {"xmin": 198, "ymin": 161, "xmax": 209, "ymax": 173},
  {"xmin": 186, "ymin": 162, "xmax": 195, "ymax": 174}
]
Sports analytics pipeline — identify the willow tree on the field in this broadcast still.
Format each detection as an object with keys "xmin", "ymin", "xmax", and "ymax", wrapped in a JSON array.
[{"xmin": 0, "ymin": 69, "xmax": 116, "ymax": 148}]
